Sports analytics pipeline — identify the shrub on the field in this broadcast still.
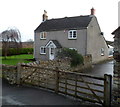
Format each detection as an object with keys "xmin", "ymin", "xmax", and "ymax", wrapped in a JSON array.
[{"xmin": 57, "ymin": 48, "xmax": 84, "ymax": 67}]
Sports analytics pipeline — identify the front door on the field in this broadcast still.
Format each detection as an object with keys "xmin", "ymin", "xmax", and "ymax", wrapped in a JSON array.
[{"xmin": 49, "ymin": 47, "xmax": 54, "ymax": 60}]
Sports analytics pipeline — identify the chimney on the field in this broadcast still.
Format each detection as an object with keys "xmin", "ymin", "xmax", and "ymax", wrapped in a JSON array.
[
  {"xmin": 42, "ymin": 10, "xmax": 48, "ymax": 21},
  {"xmin": 91, "ymin": 8, "xmax": 95, "ymax": 15}
]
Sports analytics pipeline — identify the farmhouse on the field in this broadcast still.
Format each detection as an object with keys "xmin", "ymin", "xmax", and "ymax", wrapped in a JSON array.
[{"xmin": 34, "ymin": 8, "xmax": 108, "ymax": 63}]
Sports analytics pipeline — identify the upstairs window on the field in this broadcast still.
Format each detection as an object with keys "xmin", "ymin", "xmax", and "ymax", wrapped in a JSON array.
[
  {"xmin": 40, "ymin": 46, "xmax": 46, "ymax": 54},
  {"xmin": 68, "ymin": 30, "xmax": 77, "ymax": 39},
  {"xmin": 40, "ymin": 32, "xmax": 47, "ymax": 39}
]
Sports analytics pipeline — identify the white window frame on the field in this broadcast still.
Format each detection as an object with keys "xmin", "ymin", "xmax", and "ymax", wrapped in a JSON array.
[
  {"xmin": 69, "ymin": 48, "xmax": 77, "ymax": 51},
  {"xmin": 101, "ymin": 48, "xmax": 104, "ymax": 56},
  {"xmin": 40, "ymin": 46, "xmax": 46, "ymax": 54},
  {"xmin": 40, "ymin": 32, "xmax": 47, "ymax": 39},
  {"xmin": 68, "ymin": 30, "xmax": 77, "ymax": 39}
]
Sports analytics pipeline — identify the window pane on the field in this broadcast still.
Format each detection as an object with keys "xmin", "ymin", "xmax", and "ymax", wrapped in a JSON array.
[
  {"xmin": 41, "ymin": 48, "xmax": 44, "ymax": 53},
  {"xmin": 41, "ymin": 33, "xmax": 43, "ymax": 38},
  {"xmin": 70, "ymin": 31, "xmax": 72, "ymax": 35},
  {"xmin": 51, "ymin": 48, "xmax": 54, "ymax": 54},
  {"xmin": 73, "ymin": 31, "xmax": 76, "ymax": 37},
  {"xmin": 40, "ymin": 32, "xmax": 46, "ymax": 39},
  {"xmin": 43, "ymin": 48, "xmax": 46, "ymax": 53},
  {"xmin": 69, "ymin": 31, "xmax": 72, "ymax": 37},
  {"xmin": 44, "ymin": 32, "xmax": 46, "ymax": 38},
  {"xmin": 40, "ymin": 47, "xmax": 46, "ymax": 54},
  {"xmin": 101, "ymin": 48, "xmax": 104, "ymax": 56}
]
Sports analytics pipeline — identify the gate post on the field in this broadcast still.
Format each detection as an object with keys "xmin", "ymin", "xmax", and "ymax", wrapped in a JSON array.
[
  {"xmin": 55, "ymin": 67, "xmax": 59, "ymax": 93},
  {"xmin": 104, "ymin": 74, "xmax": 112, "ymax": 106},
  {"xmin": 17, "ymin": 63, "xmax": 21, "ymax": 85}
]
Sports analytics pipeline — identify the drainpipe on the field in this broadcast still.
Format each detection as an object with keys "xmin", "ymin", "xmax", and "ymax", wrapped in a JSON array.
[{"xmin": 85, "ymin": 27, "xmax": 88, "ymax": 55}]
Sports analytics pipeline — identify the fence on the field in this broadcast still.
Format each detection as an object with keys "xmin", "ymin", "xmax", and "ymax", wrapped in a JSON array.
[{"xmin": 2, "ymin": 63, "xmax": 112, "ymax": 106}]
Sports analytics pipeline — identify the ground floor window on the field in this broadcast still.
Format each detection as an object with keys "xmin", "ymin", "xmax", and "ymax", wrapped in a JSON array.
[
  {"xmin": 101, "ymin": 48, "xmax": 104, "ymax": 56},
  {"xmin": 69, "ymin": 48, "xmax": 77, "ymax": 51},
  {"xmin": 40, "ymin": 46, "xmax": 46, "ymax": 54}
]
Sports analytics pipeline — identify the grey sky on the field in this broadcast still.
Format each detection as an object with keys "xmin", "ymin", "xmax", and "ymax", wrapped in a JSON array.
[{"xmin": 0, "ymin": 0, "xmax": 119, "ymax": 41}]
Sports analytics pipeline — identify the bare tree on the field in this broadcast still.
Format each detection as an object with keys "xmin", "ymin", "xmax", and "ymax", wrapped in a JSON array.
[{"xmin": 0, "ymin": 28, "xmax": 21, "ymax": 59}]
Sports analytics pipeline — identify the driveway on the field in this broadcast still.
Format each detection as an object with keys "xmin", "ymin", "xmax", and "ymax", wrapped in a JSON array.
[{"xmin": 84, "ymin": 60, "xmax": 114, "ymax": 77}]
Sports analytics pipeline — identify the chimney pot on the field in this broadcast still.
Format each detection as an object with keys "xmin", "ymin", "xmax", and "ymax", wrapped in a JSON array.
[
  {"xmin": 91, "ymin": 8, "xmax": 95, "ymax": 15},
  {"xmin": 42, "ymin": 10, "xmax": 48, "ymax": 21}
]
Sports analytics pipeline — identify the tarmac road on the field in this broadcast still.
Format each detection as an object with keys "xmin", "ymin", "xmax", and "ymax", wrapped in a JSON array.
[{"xmin": 2, "ymin": 78, "xmax": 83, "ymax": 106}]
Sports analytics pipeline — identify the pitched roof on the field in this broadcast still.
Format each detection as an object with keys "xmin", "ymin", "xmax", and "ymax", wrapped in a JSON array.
[
  {"xmin": 111, "ymin": 26, "xmax": 120, "ymax": 35},
  {"xmin": 52, "ymin": 40, "xmax": 62, "ymax": 48},
  {"xmin": 35, "ymin": 15, "xmax": 93, "ymax": 32}
]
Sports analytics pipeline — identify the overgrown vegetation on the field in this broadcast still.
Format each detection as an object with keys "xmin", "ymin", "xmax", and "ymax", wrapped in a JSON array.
[
  {"xmin": 58, "ymin": 48, "xmax": 84, "ymax": 67},
  {"xmin": 0, "ymin": 48, "xmax": 33, "ymax": 56}
]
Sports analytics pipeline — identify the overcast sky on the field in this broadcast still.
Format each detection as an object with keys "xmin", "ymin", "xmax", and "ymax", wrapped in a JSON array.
[{"xmin": 0, "ymin": 0, "xmax": 119, "ymax": 41}]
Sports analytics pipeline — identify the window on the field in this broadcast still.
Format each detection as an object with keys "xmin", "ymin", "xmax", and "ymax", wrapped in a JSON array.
[
  {"xmin": 40, "ymin": 46, "xmax": 46, "ymax": 54},
  {"xmin": 40, "ymin": 32, "xmax": 47, "ymax": 39},
  {"xmin": 101, "ymin": 48, "xmax": 104, "ymax": 56},
  {"xmin": 68, "ymin": 30, "xmax": 77, "ymax": 39}
]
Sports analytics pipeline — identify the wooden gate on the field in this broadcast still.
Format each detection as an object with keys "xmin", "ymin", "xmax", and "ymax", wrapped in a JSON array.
[{"xmin": 17, "ymin": 64, "xmax": 112, "ymax": 106}]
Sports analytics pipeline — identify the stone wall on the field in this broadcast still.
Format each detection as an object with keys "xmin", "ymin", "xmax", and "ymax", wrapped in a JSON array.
[
  {"xmin": 112, "ymin": 27, "xmax": 120, "ymax": 104},
  {"xmin": 27, "ymin": 55, "xmax": 92, "ymax": 72},
  {"xmin": 22, "ymin": 42, "xmax": 33, "ymax": 48},
  {"xmin": 1, "ymin": 64, "xmax": 17, "ymax": 84}
]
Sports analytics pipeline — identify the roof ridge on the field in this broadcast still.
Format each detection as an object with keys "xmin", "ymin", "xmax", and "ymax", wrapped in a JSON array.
[{"xmin": 47, "ymin": 15, "xmax": 91, "ymax": 21}]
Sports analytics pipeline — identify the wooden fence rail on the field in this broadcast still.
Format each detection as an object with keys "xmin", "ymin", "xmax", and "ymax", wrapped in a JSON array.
[{"xmin": 2, "ymin": 63, "xmax": 112, "ymax": 106}]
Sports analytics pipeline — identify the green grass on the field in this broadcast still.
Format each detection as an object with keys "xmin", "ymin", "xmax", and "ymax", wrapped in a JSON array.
[{"xmin": 0, "ymin": 54, "xmax": 33, "ymax": 65}]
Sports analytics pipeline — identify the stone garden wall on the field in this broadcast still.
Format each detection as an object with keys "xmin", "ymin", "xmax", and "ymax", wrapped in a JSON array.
[
  {"xmin": 112, "ymin": 27, "xmax": 120, "ymax": 104},
  {"xmin": 1, "ymin": 64, "xmax": 17, "ymax": 84},
  {"xmin": 27, "ymin": 55, "xmax": 92, "ymax": 72},
  {"xmin": 1, "ymin": 55, "xmax": 92, "ymax": 84}
]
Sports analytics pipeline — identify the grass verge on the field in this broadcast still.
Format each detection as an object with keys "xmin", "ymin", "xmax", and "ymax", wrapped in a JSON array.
[{"xmin": 0, "ymin": 54, "xmax": 33, "ymax": 65}]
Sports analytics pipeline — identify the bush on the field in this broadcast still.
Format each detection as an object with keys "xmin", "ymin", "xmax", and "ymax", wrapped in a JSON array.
[
  {"xmin": 58, "ymin": 48, "xmax": 84, "ymax": 67},
  {"xmin": 1, "ymin": 48, "xmax": 33, "ymax": 56}
]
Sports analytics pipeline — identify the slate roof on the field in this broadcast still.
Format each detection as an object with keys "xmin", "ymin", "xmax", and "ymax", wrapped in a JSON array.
[
  {"xmin": 35, "ymin": 15, "xmax": 93, "ymax": 32},
  {"xmin": 111, "ymin": 26, "xmax": 120, "ymax": 35},
  {"xmin": 52, "ymin": 40, "xmax": 62, "ymax": 48}
]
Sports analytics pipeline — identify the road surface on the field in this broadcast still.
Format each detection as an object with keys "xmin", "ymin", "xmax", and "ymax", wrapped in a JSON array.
[{"xmin": 2, "ymin": 78, "xmax": 83, "ymax": 106}]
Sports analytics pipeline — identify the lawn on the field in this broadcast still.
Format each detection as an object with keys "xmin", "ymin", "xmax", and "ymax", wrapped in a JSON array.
[{"xmin": 0, "ymin": 54, "xmax": 33, "ymax": 65}]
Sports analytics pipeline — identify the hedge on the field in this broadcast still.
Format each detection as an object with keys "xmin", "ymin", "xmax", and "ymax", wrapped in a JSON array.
[{"xmin": 0, "ymin": 48, "xmax": 33, "ymax": 56}]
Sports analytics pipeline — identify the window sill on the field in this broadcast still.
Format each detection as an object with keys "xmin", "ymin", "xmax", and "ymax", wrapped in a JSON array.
[
  {"xmin": 40, "ymin": 53, "xmax": 46, "ymax": 55},
  {"xmin": 68, "ymin": 38, "xmax": 77, "ymax": 40},
  {"xmin": 40, "ymin": 38, "xmax": 46, "ymax": 40}
]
